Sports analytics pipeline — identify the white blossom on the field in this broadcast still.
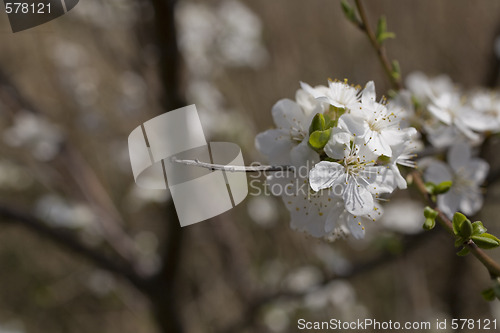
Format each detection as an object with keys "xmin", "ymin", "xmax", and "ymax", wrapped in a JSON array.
[
  {"xmin": 424, "ymin": 143, "xmax": 489, "ymax": 218},
  {"xmin": 337, "ymin": 81, "xmax": 416, "ymax": 157},
  {"xmin": 300, "ymin": 80, "xmax": 360, "ymax": 110}
]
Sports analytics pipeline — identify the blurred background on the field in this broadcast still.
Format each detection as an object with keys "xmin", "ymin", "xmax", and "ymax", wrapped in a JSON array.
[{"xmin": 1, "ymin": 0, "xmax": 500, "ymax": 332}]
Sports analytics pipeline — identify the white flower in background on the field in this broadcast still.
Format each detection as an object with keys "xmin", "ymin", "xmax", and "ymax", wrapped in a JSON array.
[
  {"xmin": 255, "ymin": 92, "xmax": 322, "ymax": 166},
  {"xmin": 338, "ymin": 81, "xmax": 417, "ymax": 157},
  {"xmin": 36, "ymin": 195, "xmax": 95, "ymax": 228},
  {"xmin": 381, "ymin": 199, "xmax": 425, "ymax": 234},
  {"xmin": 424, "ymin": 143, "xmax": 489, "ymax": 218},
  {"xmin": 462, "ymin": 91, "xmax": 500, "ymax": 132},
  {"xmin": 300, "ymin": 79, "xmax": 360, "ymax": 110},
  {"xmin": 428, "ymin": 91, "xmax": 481, "ymax": 142},
  {"xmin": 405, "ymin": 71, "xmax": 455, "ymax": 104},
  {"xmin": 3, "ymin": 112, "xmax": 63, "ymax": 161}
]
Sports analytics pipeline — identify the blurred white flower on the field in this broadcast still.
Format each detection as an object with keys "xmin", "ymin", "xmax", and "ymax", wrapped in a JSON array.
[
  {"xmin": 381, "ymin": 199, "xmax": 425, "ymax": 234},
  {"xmin": 247, "ymin": 196, "xmax": 279, "ymax": 227},
  {"xmin": 428, "ymin": 91, "xmax": 480, "ymax": 142},
  {"xmin": 0, "ymin": 160, "xmax": 33, "ymax": 190},
  {"xmin": 424, "ymin": 143, "xmax": 489, "ymax": 218},
  {"xmin": 177, "ymin": 0, "xmax": 268, "ymax": 73},
  {"xmin": 3, "ymin": 112, "xmax": 63, "ymax": 161},
  {"xmin": 285, "ymin": 266, "xmax": 323, "ymax": 293},
  {"xmin": 405, "ymin": 71, "xmax": 455, "ymax": 104},
  {"xmin": 35, "ymin": 195, "xmax": 95, "ymax": 228},
  {"xmin": 463, "ymin": 91, "xmax": 500, "ymax": 132}
]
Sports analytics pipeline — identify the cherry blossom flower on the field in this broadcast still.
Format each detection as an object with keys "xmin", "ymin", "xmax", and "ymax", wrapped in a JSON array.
[
  {"xmin": 309, "ymin": 130, "xmax": 398, "ymax": 215},
  {"xmin": 424, "ymin": 143, "xmax": 489, "ymax": 218},
  {"xmin": 337, "ymin": 81, "xmax": 417, "ymax": 157},
  {"xmin": 427, "ymin": 91, "xmax": 480, "ymax": 142},
  {"xmin": 300, "ymin": 80, "xmax": 360, "ymax": 111}
]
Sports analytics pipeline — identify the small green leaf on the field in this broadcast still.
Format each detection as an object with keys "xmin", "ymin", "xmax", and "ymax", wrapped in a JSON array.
[
  {"xmin": 376, "ymin": 16, "xmax": 395, "ymax": 44},
  {"xmin": 308, "ymin": 129, "xmax": 332, "ymax": 150},
  {"xmin": 423, "ymin": 217, "xmax": 435, "ymax": 230},
  {"xmin": 471, "ymin": 234, "xmax": 500, "ymax": 249},
  {"xmin": 435, "ymin": 181, "xmax": 452, "ymax": 194},
  {"xmin": 423, "ymin": 206, "xmax": 438, "ymax": 219},
  {"xmin": 452, "ymin": 212, "xmax": 467, "ymax": 236},
  {"xmin": 459, "ymin": 219, "xmax": 473, "ymax": 239},
  {"xmin": 457, "ymin": 247, "xmax": 470, "ymax": 256},
  {"xmin": 481, "ymin": 288, "xmax": 496, "ymax": 301},
  {"xmin": 391, "ymin": 60, "xmax": 400, "ymax": 80},
  {"xmin": 454, "ymin": 237, "xmax": 465, "ymax": 248},
  {"xmin": 472, "ymin": 221, "xmax": 487, "ymax": 236},
  {"xmin": 341, "ymin": 0, "xmax": 358, "ymax": 24},
  {"xmin": 309, "ymin": 113, "xmax": 326, "ymax": 135}
]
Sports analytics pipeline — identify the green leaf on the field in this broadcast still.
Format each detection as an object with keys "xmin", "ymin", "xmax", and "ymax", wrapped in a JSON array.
[
  {"xmin": 452, "ymin": 212, "xmax": 467, "ymax": 236},
  {"xmin": 341, "ymin": 0, "xmax": 358, "ymax": 24},
  {"xmin": 481, "ymin": 288, "xmax": 496, "ymax": 301},
  {"xmin": 459, "ymin": 219, "xmax": 473, "ymax": 239},
  {"xmin": 471, "ymin": 234, "xmax": 500, "ymax": 249},
  {"xmin": 376, "ymin": 16, "xmax": 396, "ymax": 44},
  {"xmin": 457, "ymin": 247, "xmax": 470, "ymax": 256},
  {"xmin": 435, "ymin": 181, "xmax": 453, "ymax": 194},
  {"xmin": 423, "ymin": 217, "xmax": 435, "ymax": 230},
  {"xmin": 391, "ymin": 60, "xmax": 400, "ymax": 80},
  {"xmin": 454, "ymin": 237, "xmax": 465, "ymax": 248},
  {"xmin": 472, "ymin": 221, "xmax": 487, "ymax": 236},
  {"xmin": 308, "ymin": 129, "xmax": 332, "ymax": 150},
  {"xmin": 309, "ymin": 113, "xmax": 326, "ymax": 135},
  {"xmin": 423, "ymin": 206, "xmax": 438, "ymax": 219}
]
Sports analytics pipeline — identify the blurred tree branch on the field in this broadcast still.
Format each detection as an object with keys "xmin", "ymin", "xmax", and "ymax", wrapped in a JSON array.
[{"xmin": 0, "ymin": 203, "xmax": 146, "ymax": 290}]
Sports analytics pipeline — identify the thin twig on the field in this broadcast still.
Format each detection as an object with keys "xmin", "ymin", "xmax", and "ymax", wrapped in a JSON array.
[
  {"xmin": 0, "ymin": 203, "xmax": 146, "ymax": 291},
  {"xmin": 172, "ymin": 157, "xmax": 295, "ymax": 173},
  {"xmin": 411, "ymin": 170, "xmax": 500, "ymax": 277},
  {"xmin": 353, "ymin": 0, "xmax": 403, "ymax": 90}
]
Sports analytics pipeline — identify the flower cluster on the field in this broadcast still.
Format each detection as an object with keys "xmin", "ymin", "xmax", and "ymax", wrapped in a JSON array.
[
  {"xmin": 256, "ymin": 79, "xmax": 418, "ymax": 239},
  {"xmin": 403, "ymin": 72, "xmax": 498, "ymax": 218}
]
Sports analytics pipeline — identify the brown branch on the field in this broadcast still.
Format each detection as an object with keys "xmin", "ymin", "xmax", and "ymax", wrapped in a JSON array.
[
  {"xmin": 353, "ymin": 0, "xmax": 403, "ymax": 90},
  {"xmin": 411, "ymin": 170, "xmax": 500, "ymax": 277},
  {"xmin": 0, "ymin": 203, "xmax": 147, "ymax": 291}
]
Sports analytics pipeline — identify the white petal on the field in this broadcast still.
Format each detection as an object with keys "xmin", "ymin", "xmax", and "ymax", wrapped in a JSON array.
[
  {"xmin": 463, "ymin": 159, "xmax": 489, "ymax": 184},
  {"xmin": 424, "ymin": 160, "xmax": 452, "ymax": 184},
  {"xmin": 342, "ymin": 179, "xmax": 374, "ymax": 215},
  {"xmin": 290, "ymin": 139, "xmax": 319, "ymax": 167},
  {"xmin": 338, "ymin": 114, "xmax": 367, "ymax": 137},
  {"xmin": 447, "ymin": 142, "xmax": 470, "ymax": 172},
  {"xmin": 255, "ymin": 129, "xmax": 295, "ymax": 164},
  {"xmin": 309, "ymin": 161, "xmax": 344, "ymax": 191},
  {"xmin": 325, "ymin": 199, "xmax": 345, "ymax": 233},
  {"xmin": 361, "ymin": 81, "xmax": 376, "ymax": 106},
  {"xmin": 437, "ymin": 191, "xmax": 461, "ymax": 219},
  {"xmin": 428, "ymin": 104, "xmax": 452, "ymax": 124},
  {"xmin": 459, "ymin": 190, "xmax": 483, "ymax": 216},
  {"xmin": 346, "ymin": 214, "xmax": 365, "ymax": 239},
  {"xmin": 366, "ymin": 131, "xmax": 392, "ymax": 157},
  {"xmin": 271, "ymin": 99, "xmax": 306, "ymax": 130}
]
